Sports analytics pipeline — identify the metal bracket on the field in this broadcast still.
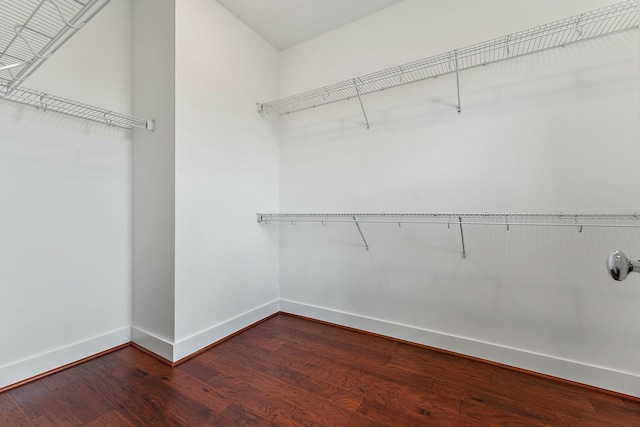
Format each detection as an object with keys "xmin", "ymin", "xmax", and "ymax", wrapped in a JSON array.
[
  {"xmin": 353, "ymin": 216, "xmax": 369, "ymax": 251},
  {"xmin": 454, "ymin": 49, "xmax": 461, "ymax": 114},
  {"xmin": 353, "ymin": 79, "xmax": 370, "ymax": 130},
  {"xmin": 458, "ymin": 216, "xmax": 467, "ymax": 259}
]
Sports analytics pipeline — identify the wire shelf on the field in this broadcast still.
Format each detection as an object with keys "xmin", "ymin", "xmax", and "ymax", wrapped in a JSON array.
[
  {"xmin": 257, "ymin": 212, "xmax": 640, "ymax": 228},
  {"xmin": 257, "ymin": 0, "xmax": 638, "ymax": 116},
  {"xmin": 258, "ymin": 212, "xmax": 640, "ymax": 255},
  {"xmin": 0, "ymin": 0, "xmax": 111, "ymax": 91},
  {"xmin": 0, "ymin": 78, "xmax": 154, "ymax": 130}
]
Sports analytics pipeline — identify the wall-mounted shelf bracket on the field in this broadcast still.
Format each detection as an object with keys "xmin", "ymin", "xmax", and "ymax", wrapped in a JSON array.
[
  {"xmin": 353, "ymin": 216, "xmax": 369, "ymax": 251},
  {"xmin": 454, "ymin": 50, "xmax": 461, "ymax": 114},
  {"xmin": 458, "ymin": 216, "xmax": 467, "ymax": 259},
  {"xmin": 354, "ymin": 79, "xmax": 370, "ymax": 130}
]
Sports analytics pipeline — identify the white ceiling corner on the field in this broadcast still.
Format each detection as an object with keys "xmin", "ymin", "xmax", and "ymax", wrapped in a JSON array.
[{"xmin": 215, "ymin": 0, "xmax": 406, "ymax": 50}]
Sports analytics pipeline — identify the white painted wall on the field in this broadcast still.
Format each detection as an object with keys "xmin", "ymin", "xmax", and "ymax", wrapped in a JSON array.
[
  {"xmin": 277, "ymin": 0, "xmax": 640, "ymax": 396},
  {"xmin": 0, "ymin": 0, "xmax": 133, "ymax": 388},
  {"xmin": 132, "ymin": 0, "xmax": 177, "ymax": 361},
  {"xmin": 173, "ymin": 0, "xmax": 280, "ymax": 360}
]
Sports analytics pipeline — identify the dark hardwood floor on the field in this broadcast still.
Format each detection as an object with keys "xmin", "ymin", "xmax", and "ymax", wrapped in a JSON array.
[{"xmin": 2, "ymin": 314, "xmax": 639, "ymax": 426}]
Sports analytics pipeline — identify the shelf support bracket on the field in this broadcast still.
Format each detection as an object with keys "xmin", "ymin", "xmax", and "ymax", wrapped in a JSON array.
[
  {"xmin": 353, "ymin": 216, "xmax": 369, "ymax": 251},
  {"xmin": 458, "ymin": 216, "xmax": 467, "ymax": 259},
  {"xmin": 353, "ymin": 79, "xmax": 370, "ymax": 130},
  {"xmin": 454, "ymin": 49, "xmax": 461, "ymax": 114}
]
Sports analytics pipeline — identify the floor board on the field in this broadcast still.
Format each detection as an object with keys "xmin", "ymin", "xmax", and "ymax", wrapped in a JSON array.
[{"xmin": 2, "ymin": 314, "xmax": 639, "ymax": 426}]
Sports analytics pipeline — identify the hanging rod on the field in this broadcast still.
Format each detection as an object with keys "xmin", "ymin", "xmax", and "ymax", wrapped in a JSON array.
[
  {"xmin": 257, "ymin": 213, "xmax": 640, "ymax": 257},
  {"xmin": 257, "ymin": 0, "xmax": 638, "ymax": 118},
  {"xmin": 0, "ymin": 0, "xmax": 112, "ymax": 92},
  {"xmin": 0, "ymin": 78, "xmax": 154, "ymax": 130}
]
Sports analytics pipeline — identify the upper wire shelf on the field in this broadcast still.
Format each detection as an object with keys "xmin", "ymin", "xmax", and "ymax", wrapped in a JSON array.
[
  {"xmin": 0, "ymin": 0, "xmax": 154, "ymax": 130},
  {"xmin": 0, "ymin": 78, "xmax": 154, "ymax": 130},
  {"xmin": 257, "ymin": 0, "xmax": 638, "ymax": 117},
  {"xmin": 0, "ymin": 0, "xmax": 111, "ymax": 91}
]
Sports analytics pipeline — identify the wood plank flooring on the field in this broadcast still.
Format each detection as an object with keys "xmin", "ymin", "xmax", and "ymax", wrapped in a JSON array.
[{"xmin": 2, "ymin": 314, "xmax": 639, "ymax": 426}]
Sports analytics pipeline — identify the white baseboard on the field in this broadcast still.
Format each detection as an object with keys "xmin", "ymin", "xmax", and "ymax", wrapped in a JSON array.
[
  {"xmin": 132, "ymin": 300, "xmax": 281, "ymax": 362},
  {"xmin": 131, "ymin": 326, "xmax": 174, "ymax": 362},
  {"xmin": 280, "ymin": 299, "xmax": 640, "ymax": 398},
  {"xmin": 0, "ymin": 327, "xmax": 131, "ymax": 390},
  {"xmin": 173, "ymin": 299, "xmax": 280, "ymax": 361},
  {"xmin": 5, "ymin": 300, "xmax": 638, "ymax": 398}
]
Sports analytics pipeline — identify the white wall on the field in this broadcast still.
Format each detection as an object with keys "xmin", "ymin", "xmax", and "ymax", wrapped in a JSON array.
[
  {"xmin": 277, "ymin": 0, "xmax": 640, "ymax": 396},
  {"xmin": 0, "ymin": 0, "xmax": 133, "ymax": 388},
  {"xmin": 173, "ymin": 0, "xmax": 280, "ymax": 360},
  {"xmin": 132, "ymin": 0, "xmax": 177, "ymax": 361}
]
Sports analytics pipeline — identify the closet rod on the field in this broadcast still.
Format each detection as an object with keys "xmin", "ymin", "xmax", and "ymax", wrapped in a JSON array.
[
  {"xmin": 257, "ymin": 0, "xmax": 638, "ymax": 117},
  {"xmin": 0, "ymin": 79, "xmax": 154, "ymax": 130}
]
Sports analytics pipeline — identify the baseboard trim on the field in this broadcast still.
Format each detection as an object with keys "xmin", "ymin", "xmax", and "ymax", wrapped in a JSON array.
[
  {"xmin": 130, "ymin": 342, "xmax": 173, "ymax": 366},
  {"xmin": 172, "ymin": 311, "xmax": 280, "ymax": 366},
  {"xmin": 0, "ymin": 343, "xmax": 131, "ymax": 394},
  {"xmin": 130, "ymin": 300, "xmax": 281, "ymax": 363},
  {"xmin": 1, "ymin": 302, "xmax": 282, "ymax": 391},
  {"xmin": 279, "ymin": 299, "xmax": 640, "ymax": 399},
  {"xmin": 131, "ymin": 326, "xmax": 174, "ymax": 362},
  {"xmin": 173, "ymin": 299, "xmax": 280, "ymax": 362},
  {"xmin": 0, "ymin": 327, "xmax": 131, "ymax": 391},
  {"xmin": 5, "ymin": 301, "xmax": 638, "ymax": 401}
]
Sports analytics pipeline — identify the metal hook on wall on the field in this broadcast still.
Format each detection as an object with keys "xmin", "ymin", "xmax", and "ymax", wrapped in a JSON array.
[{"xmin": 39, "ymin": 95, "xmax": 47, "ymax": 111}]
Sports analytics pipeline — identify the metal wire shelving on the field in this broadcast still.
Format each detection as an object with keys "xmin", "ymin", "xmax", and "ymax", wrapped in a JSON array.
[
  {"xmin": 0, "ymin": 0, "xmax": 110, "ymax": 90},
  {"xmin": 257, "ymin": 0, "xmax": 638, "ymax": 126},
  {"xmin": 0, "ymin": 0, "xmax": 154, "ymax": 130},
  {"xmin": 0, "ymin": 78, "xmax": 154, "ymax": 130},
  {"xmin": 257, "ymin": 213, "xmax": 640, "ymax": 257}
]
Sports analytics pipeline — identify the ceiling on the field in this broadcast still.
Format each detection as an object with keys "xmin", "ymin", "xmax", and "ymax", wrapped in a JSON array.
[{"xmin": 216, "ymin": 0, "xmax": 406, "ymax": 50}]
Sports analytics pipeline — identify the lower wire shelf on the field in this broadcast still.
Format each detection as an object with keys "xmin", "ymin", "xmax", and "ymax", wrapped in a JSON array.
[{"xmin": 256, "ymin": 212, "xmax": 640, "ymax": 257}]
